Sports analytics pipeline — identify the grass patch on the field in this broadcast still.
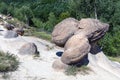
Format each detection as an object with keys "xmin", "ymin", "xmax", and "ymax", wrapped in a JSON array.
[
  {"xmin": 33, "ymin": 32, "xmax": 51, "ymax": 41},
  {"xmin": 24, "ymin": 27, "xmax": 51, "ymax": 41},
  {"xmin": 24, "ymin": 27, "xmax": 36, "ymax": 36},
  {"xmin": 33, "ymin": 53, "xmax": 40, "ymax": 59},
  {"xmin": 108, "ymin": 56, "xmax": 120, "ymax": 63},
  {"xmin": 65, "ymin": 65, "xmax": 91, "ymax": 76},
  {"xmin": 45, "ymin": 44, "xmax": 54, "ymax": 51},
  {"xmin": 32, "ymin": 32, "xmax": 51, "ymax": 41},
  {"xmin": 0, "ymin": 51, "xmax": 19, "ymax": 72},
  {"xmin": 2, "ymin": 73, "xmax": 11, "ymax": 79}
]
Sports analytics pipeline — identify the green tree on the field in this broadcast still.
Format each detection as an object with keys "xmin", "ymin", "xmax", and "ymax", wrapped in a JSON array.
[
  {"xmin": 0, "ymin": 2, "xmax": 8, "ymax": 14},
  {"xmin": 44, "ymin": 12, "xmax": 57, "ymax": 32},
  {"xmin": 14, "ymin": 6, "xmax": 34, "ymax": 25}
]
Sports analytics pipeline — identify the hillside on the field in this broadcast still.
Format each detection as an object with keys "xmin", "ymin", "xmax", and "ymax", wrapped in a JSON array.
[
  {"xmin": 0, "ymin": 0, "xmax": 120, "ymax": 56},
  {"xmin": 0, "ymin": 15, "xmax": 120, "ymax": 80},
  {"xmin": 0, "ymin": 32, "xmax": 120, "ymax": 80}
]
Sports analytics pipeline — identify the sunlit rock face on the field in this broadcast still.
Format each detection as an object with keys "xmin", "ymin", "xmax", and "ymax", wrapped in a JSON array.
[{"xmin": 52, "ymin": 18, "xmax": 79, "ymax": 47}]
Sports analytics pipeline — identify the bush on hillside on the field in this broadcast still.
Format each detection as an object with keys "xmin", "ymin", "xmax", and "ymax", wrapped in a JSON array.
[{"xmin": 0, "ymin": 51, "xmax": 19, "ymax": 72}]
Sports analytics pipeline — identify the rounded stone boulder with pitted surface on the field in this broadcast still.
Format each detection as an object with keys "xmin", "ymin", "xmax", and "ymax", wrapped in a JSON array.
[
  {"xmin": 52, "ymin": 18, "xmax": 79, "ymax": 47},
  {"xmin": 75, "ymin": 18, "xmax": 109, "ymax": 42},
  {"xmin": 52, "ymin": 18, "xmax": 109, "ymax": 65},
  {"xmin": 18, "ymin": 43, "xmax": 39, "ymax": 55},
  {"xmin": 61, "ymin": 35, "xmax": 91, "ymax": 64}
]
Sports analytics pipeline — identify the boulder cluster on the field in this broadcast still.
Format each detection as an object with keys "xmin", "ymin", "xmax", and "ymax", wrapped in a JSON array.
[
  {"xmin": 0, "ymin": 14, "xmax": 24, "ymax": 38},
  {"xmin": 0, "ymin": 14, "xmax": 39, "ymax": 55},
  {"xmin": 3, "ymin": 23, "xmax": 24, "ymax": 38},
  {"xmin": 52, "ymin": 18, "xmax": 109, "ymax": 66}
]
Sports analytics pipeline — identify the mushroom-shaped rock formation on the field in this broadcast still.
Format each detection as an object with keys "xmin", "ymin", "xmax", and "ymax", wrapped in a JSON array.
[{"xmin": 52, "ymin": 18, "xmax": 109, "ymax": 65}]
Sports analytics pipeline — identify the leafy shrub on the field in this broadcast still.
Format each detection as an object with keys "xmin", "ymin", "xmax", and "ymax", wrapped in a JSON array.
[
  {"xmin": 0, "ymin": 2, "xmax": 8, "ymax": 14},
  {"xmin": 32, "ymin": 18, "xmax": 46, "ymax": 30},
  {"xmin": 32, "ymin": 12, "xmax": 57, "ymax": 32},
  {"xmin": 44, "ymin": 12, "xmax": 57, "ymax": 32},
  {"xmin": 6, "ymin": 18, "xmax": 28, "ymax": 28},
  {"xmin": 58, "ymin": 11, "xmax": 70, "ymax": 21},
  {"xmin": 99, "ymin": 31, "xmax": 120, "ymax": 56},
  {"xmin": 0, "ymin": 51, "xmax": 19, "ymax": 72},
  {"xmin": 14, "ymin": 6, "xmax": 34, "ymax": 25}
]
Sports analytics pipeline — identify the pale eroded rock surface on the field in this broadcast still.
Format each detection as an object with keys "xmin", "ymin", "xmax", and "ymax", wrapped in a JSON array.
[
  {"xmin": 76, "ymin": 18, "xmax": 109, "ymax": 42},
  {"xmin": 61, "ymin": 35, "xmax": 91, "ymax": 64}
]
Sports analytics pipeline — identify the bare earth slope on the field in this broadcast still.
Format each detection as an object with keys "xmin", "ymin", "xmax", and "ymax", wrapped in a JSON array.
[{"xmin": 0, "ymin": 35, "xmax": 120, "ymax": 80}]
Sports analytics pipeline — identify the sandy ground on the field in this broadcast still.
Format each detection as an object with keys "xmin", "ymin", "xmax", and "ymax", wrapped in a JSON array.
[{"xmin": 0, "ymin": 27, "xmax": 120, "ymax": 80}]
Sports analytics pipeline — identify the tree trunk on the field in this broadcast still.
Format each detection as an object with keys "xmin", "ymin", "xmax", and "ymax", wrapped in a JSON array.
[{"xmin": 94, "ymin": 0, "xmax": 98, "ymax": 19}]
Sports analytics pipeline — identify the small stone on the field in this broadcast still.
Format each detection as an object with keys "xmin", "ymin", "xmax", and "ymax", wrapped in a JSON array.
[
  {"xmin": 52, "ymin": 59, "xmax": 69, "ymax": 70},
  {"xmin": 4, "ymin": 30, "xmax": 18, "ymax": 38},
  {"xmin": 18, "ymin": 43, "xmax": 39, "ymax": 55}
]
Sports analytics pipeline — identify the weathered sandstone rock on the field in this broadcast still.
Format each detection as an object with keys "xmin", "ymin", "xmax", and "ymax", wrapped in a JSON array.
[{"xmin": 52, "ymin": 18, "xmax": 79, "ymax": 46}]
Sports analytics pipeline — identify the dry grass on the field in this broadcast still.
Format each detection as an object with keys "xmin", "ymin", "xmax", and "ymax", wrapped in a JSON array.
[
  {"xmin": 24, "ymin": 27, "xmax": 51, "ymax": 41},
  {"xmin": 65, "ymin": 65, "xmax": 91, "ymax": 76},
  {"xmin": 32, "ymin": 32, "xmax": 51, "ymax": 41},
  {"xmin": 108, "ymin": 56, "xmax": 120, "ymax": 63}
]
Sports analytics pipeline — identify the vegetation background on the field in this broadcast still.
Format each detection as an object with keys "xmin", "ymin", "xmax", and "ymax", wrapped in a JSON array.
[{"xmin": 0, "ymin": 0, "xmax": 119, "ymax": 57}]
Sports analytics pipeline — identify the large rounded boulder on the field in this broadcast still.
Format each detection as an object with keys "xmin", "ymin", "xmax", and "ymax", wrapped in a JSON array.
[
  {"xmin": 52, "ymin": 18, "xmax": 79, "ymax": 47},
  {"xmin": 52, "ymin": 59, "xmax": 69, "ymax": 70},
  {"xmin": 75, "ymin": 18, "xmax": 109, "ymax": 42},
  {"xmin": 52, "ymin": 18, "xmax": 109, "ymax": 66},
  {"xmin": 18, "ymin": 43, "xmax": 39, "ymax": 55},
  {"xmin": 61, "ymin": 34, "xmax": 91, "ymax": 64}
]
